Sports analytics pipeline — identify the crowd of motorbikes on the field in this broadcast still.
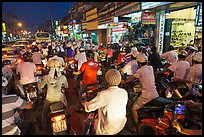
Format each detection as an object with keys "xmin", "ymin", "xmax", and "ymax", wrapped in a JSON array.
[{"xmin": 2, "ymin": 42, "xmax": 202, "ymax": 135}]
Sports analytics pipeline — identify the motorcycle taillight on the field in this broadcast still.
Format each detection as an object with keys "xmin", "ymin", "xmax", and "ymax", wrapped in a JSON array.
[{"xmin": 51, "ymin": 114, "xmax": 65, "ymax": 122}]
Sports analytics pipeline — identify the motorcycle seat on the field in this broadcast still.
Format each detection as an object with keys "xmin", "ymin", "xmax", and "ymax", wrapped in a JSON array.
[
  {"xmin": 50, "ymin": 102, "xmax": 64, "ymax": 114},
  {"xmin": 142, "ymin": 97, "xmax": 173, "ymax": 111}
]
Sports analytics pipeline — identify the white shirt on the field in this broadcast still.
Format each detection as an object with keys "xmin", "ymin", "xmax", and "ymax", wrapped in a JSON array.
[
  {"xmin": 75, "ymin": 52, "xmax": 87, "ymax": 70},
  {"xmin": 134, "ymin": 65, "xmax": 159, "ymax": 99},
  {"xmin": 49, "ymin": 55, "xmax": 65, "ymax": 66},
  {"xmin": 161, "ymin": 50, "xmax": 178, "ymax": 65},
  {"xmin": 169, "ymin": 60, "xmax": 190, "ymax": 79},
  {"xmin": 186, "ymin": 64, "xmax": 202, "ymax": 88},
  {"xmin": 38, "ymin": 75, "xmax": 68, "ymax": 102},
  {"xmin": 16, "ymin": 62, "xmax": 36, "ymax": 85},
  {"xmin": 32, "ymin": 52, "xmax": 42, "ymax": 64},
  {"xmin": 122, "ymin": 60, "xmax": 139, "ymax": 75},
  {"xmin": 84, "ymin": 86, "xmax": 128, "ymax": 135}
]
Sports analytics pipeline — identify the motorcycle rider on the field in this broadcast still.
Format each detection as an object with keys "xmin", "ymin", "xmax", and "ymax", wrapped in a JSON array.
[
  {"xmin": 73, "ymin": 50, "xmax": 100, "ymax": 105},
  {"xmin": 160, "ymin": 46, "xmax": 178, "ymax": 67},
  {"xmin": 121, "ymin": 53, "xmax": 159, "ymax": 126},
  {"xmin": 31, "ymin": 46, "xmax": 43, "ymax": 65},
  {"xmin": 38, "ymin": 59, "xmax": 69, "ymax": 133},
  {"xmin": 48, "ymin": 49, "xmax": 65, "ymax": 73},
  {"xmin": 185, "ymin": 45, "xmax": 197, "ymax": 66},
  {"xmin": 16, "ymin": 52, "xmax": 37, "ymax": 96},
  {"xmin": 82, "ymin": 69, "xmax": 128, "ymax": 135},
  {"xmin": 2, "ymin": 76, "xmax": 33, "ymax": 135}
]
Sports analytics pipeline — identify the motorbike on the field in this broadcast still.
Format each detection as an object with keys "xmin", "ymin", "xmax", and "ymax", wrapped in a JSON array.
[
  {"xmin": 82, "ymin": 84, "xmax": 104, "ymax": 135},
  {"xmin": 137, "ymin": 100, "xmax": 202, "ymax": 135},
  {"xmin": 16, "ymin": 81, "xmax": 44, "ymax": 108},
  {"xmin": 45, "ymin": 88, "xmax": 76, "ymax": 135}
]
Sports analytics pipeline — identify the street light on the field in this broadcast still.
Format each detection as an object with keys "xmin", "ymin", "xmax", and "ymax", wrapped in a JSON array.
[{"xmin": 18, "ymin": 22, "xmax": 22, "ymax": 27}]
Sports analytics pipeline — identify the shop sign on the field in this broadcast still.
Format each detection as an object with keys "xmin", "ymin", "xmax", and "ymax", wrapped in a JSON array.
[
  {"xmin": 118, "ymin": 16, "xmax": 131, "ymax": 22},
  {"xmin": 2, "ymin": 23, "xmax": 6, "ymax": 32},
  {"xmin": 157, "ymin": 11, "xmax": 165, "ymax": 55},
  {"xmin": 131, "ymin": 12, "xmax": 141, "ymax": 24},
  {"xmin": 170, "ymin": 19, "xmax": 195, "ymax": 47},
  {"xmin": 112, "ymin": 28, "xmax": 127, "ymax": 32},
  {"xmin": 141, "ymin": 11, "xmax": 156, "ymax": 25},
  {"xmin": 141, "ymin": 2, "xmax": 173, "ymax": 10}
]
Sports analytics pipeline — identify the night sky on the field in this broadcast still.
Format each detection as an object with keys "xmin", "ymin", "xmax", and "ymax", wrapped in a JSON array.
[{"xmin": 2, "ymin": 2, "xmax": 75, "ymax": 33}]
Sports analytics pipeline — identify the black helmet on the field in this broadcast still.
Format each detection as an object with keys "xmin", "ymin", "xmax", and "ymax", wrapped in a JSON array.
[
  {"xmin": 23, "ymin": 52, "xmax": 32, "ymax": 62},
  {"xmin": 33, "ymin": 46, "xmax": 39, "ymax": 52},
  {"xmin": 52, "ymin": 49, "xmax": 58, "ymax": 55},
  {"xmin": 86, "ymin": 50, "xmax": 94, "ymax": 59}
]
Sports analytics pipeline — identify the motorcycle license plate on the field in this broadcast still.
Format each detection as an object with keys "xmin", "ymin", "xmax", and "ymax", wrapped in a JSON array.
[
  {"xmin": 52, "ymin": 120, "xmax": 67, "ymax": 133},
  {"xmin": 28, "ymin": 91, "xmax": 37, "ymax": 98}
]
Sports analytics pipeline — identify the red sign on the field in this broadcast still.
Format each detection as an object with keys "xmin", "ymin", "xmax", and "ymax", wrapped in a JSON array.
[{"xmin": 142, "ymin": 11, "xmax": 156, "ymax": 25}]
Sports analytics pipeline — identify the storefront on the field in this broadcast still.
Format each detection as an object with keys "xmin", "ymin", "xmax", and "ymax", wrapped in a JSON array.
[{"xmin": 163, "ymin": 2, "xmax": 201, "ymax": 53}]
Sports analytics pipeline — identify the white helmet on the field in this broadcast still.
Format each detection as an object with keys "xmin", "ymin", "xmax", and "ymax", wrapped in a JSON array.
[
  {"xmin": 105, "ymin": 69, "xmax": 121, "ymax": 86},
  {"xmin": 192, "ymin": 52, "xmax": 202, "ymax": 63},
  {"xmin": 2, "ymin": 76, "xmax": 8, "ymax": 87},
  {"xmin": 136, "ymin": 53, "xmax": 148, "ymax": 63}
]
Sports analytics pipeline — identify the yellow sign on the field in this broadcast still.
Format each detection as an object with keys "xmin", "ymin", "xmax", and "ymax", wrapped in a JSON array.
[
  {"xmin": 2, "ymin": 23, "xmax": 6, "ymax": 32},
  {"xmin": 170, "ymin": 19, "xmax": 195, "ymax": 47}
]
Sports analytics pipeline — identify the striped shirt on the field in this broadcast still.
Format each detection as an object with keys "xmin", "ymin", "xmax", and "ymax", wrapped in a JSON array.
[
  {"xmin": 123, "ymin": 53, "xmax": 132, "ymax": 65},
  {"xmin": 2, "ymin": 94, "xmax": 28, "ymax": 135}
]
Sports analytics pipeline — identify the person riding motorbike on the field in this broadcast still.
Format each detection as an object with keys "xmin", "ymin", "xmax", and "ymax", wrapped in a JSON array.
[
  {"xmin": 38, "ymin": 59, "xmax": 69, "ymax": 133},
  {"xmin": 73, "ymin": 51, "xmax": 100, "ymax": 107},
  {"xmin": 156, "ymin": 50, "xmax": 190, "ymax": 98},
  {"xmin": 82, "ymin": 69, "xmax": 128, "ymax": 135},
  {"xmin": 2, "ymin": 76, "xmax": 33, "ymax": 135},
  {"xmin": 160, "ymin": 46, "xmax": 178, "ymax": 67},
  {"xmin": 16, "ymin": 52, "xmax": 37, "ymax": 96},
  {"xmin": 185, "ymin": 45, "xmax": 197, "ymax": 66},
  {"xmin": 31, "ymin": 46, "xmax": 43, "ymax": 65},
  {"xmin": 121, "ymin": 53, "xmax": 159, "ymax": 127},
  {"xmin": 48, "ymin": 49, "xmax": 65, "ymax": 73}
]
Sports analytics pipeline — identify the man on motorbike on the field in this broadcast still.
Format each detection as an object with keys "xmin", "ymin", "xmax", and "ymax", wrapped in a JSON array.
[
  {"xmin": 121, "ymin": 53, "xmax": 159, "ymax": 125},
  {"xmin": 16, "ymin": 52, "xmax": 37, "ymax": 96},
  {"xmin": 185, "ymin": 45, "xmax": 197, "ymax": 66},
  {"xmin": 75, "ymin": 46, "xmax": 87, "ymax": 71},
  {"xmin": 82, "ymin": 69, "xmax": 128, "ymax": 135},
  {"xmin": 73, "ymin": 50, "xmax": 100, "ymax": 104},
  {"xmin": 31, "ymin": 46, "xmax": 43, "ymax": 65},
  {"xmin": 120, "ymin": 53, "xmax": 139, "ymax": 76},
  {"xmin": 160, "ymin": 46, "xmax": 178, "ymax": 67},
  {"xmin": 38, "ymin": 59, "xmax": 69, "ymax": 133},
  {"xmin": 2, "ymin": 76, "xmax": 33, "ymax": 135}
]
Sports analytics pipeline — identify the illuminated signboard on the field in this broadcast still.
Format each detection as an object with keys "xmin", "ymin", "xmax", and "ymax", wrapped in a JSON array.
[{"xmin": 141, "ymin": 2, "xmax": 173, "ymax": 10}]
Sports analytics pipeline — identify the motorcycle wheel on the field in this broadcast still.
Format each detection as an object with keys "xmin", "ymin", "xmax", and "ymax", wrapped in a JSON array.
[{"xmin": 138, "ymin": 123, "xmax": 158, "ymax": 135}]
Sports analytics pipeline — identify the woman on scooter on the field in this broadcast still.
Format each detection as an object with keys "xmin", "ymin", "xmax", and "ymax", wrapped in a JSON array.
[{"xmin": 38, "ymin": 59, "xmax": 69, "ymax": 133}]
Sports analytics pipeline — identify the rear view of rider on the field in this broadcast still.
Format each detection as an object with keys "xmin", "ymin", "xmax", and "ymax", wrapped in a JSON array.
[
  {"xmin": 74, "ymin": 51, "xmax": 100, "ymax": 103},
  {"xmin": 16, "ymin": 52, "xmax": 37, "ymax": 94},
  {"xmin": 82, "ymin": 69, "xmax": 128, "ymax": 135},
  {"xmin": 38, "ymin": 59, "xmax": 69, "ymax": 133},
  {"xmin": 31, "ymin": 46, "xmax": 42, "ymax": 65},
  {"xmin": 122, "ymin": 54, "xmax": 159, "ymax": 126}
]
